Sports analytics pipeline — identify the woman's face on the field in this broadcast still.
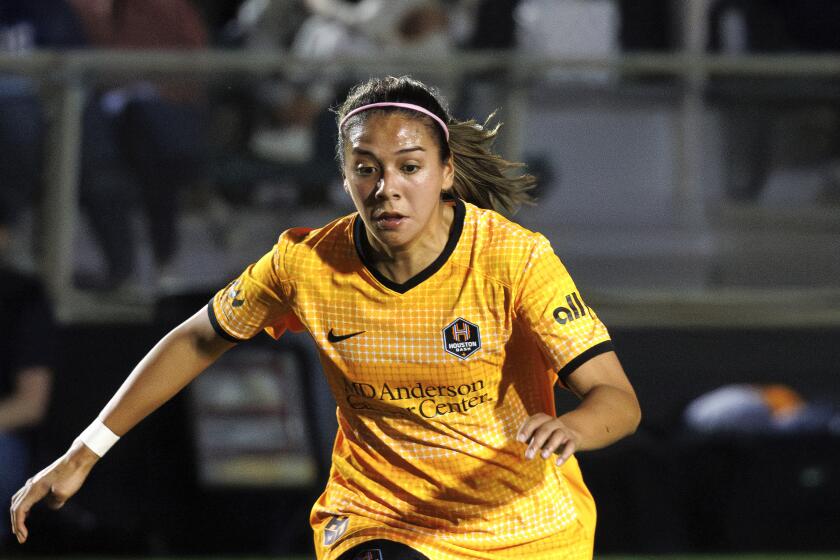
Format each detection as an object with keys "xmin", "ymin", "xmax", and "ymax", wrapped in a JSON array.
[{"xmin": 342, "ymin": 112, "xmax": 454, "ymax": 253}]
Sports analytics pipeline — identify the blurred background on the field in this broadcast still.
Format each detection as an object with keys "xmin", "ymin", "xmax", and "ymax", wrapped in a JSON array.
[{"xmin": 2, "ymin": 0, "xmax": 840, "ymax": 558}]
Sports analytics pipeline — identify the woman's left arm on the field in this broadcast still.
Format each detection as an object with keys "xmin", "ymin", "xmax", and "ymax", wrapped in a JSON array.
[{"xmin": 517, "ymin": 351, "xmax": 641, "ymax": 465}]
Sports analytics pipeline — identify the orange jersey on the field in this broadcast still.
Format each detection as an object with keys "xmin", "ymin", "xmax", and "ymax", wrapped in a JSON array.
[{"xmin": 209, "ymin": 199, "xmax": 613, "ymax": 559}]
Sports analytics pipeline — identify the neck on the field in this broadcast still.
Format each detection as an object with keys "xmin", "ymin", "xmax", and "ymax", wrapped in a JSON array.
[{"xmin": 367, "ymin": 203, "xmax": 454, "ymax": 284}]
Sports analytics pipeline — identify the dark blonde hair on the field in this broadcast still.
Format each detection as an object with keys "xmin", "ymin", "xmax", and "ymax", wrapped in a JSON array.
[{"xmin": 335, "ymin": 76, "xmax": 535, "ymax": 214}]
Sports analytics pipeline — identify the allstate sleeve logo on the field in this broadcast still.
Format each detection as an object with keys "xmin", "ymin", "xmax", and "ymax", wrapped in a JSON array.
[
  {"xmin": 553, "ymin": 291, "xmax": 588, "ymax": 325},
  {"xmin": 442, "ymin": 317, "xmax": 482, "ymax": 359}
]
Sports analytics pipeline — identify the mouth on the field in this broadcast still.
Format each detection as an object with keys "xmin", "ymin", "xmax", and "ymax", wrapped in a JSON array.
[{"xmin": 372, "ymin": 211, "xmax": 406, "ymax": 229}]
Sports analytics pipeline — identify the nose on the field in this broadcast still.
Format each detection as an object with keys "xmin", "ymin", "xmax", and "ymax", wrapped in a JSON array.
[{"xmin": 374, "ymin": 174, "xmax": 400, "ymax": 199}]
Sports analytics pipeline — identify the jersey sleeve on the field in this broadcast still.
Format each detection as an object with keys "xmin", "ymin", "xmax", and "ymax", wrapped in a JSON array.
[
  {"xmin": 208, "ymin": 235, "xmax": 303, "ymax": 342},
  {"xmin": 514, "ymin": 235, "xmax": 613, "ymax": 382}
]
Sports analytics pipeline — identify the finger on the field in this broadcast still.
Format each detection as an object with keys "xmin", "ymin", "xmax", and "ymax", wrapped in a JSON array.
[
  {"xmin": 10, "ymin": 487, "xmax": 23, "ymax": 536},
  {"xmin": 12, "ymin": 499, "xmax": 30, "ymax": 544},
  {"xmin": 555, "ymin": 439, "xmax": 577, "ymax": 466},
  {"xmin": 10, "ymin": 484, "xmax": 30, "ymax": 542},
  {"xmin": 524, "ymin": 421, "xmax": 558, "ymax": 460},
  {"xmin": 12, "ymin": 483, "xmax": 49, "ymax": 543},
  {"xmin": 538, "ymin": 429, "xmax": 571, "ymax": 459},
  {"xmin": 516, "ymin": 413, "xmax": 551, "ymax": 444}
]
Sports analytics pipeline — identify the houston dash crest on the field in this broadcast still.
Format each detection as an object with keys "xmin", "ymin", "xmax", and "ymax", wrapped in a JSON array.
[{"xmin": 442, "ymin": 317, "xmax": 481, "ymax": 359}]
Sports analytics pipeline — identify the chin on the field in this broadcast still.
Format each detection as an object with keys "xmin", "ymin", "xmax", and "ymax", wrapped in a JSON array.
[{"xmin": 374, "ymin": 230, "xmax": 413, "ymax": 250}]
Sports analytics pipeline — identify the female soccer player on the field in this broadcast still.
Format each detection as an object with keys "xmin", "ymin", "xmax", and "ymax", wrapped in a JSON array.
[{"xmin": 11, "ymin": 76, "xmax": 641, "ymax": 560}]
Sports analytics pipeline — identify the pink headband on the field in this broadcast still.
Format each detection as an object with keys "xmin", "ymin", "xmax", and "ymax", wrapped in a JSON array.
[{"xmin": 339, "ymin": 102, "xmax": 449, "ymax": 141}]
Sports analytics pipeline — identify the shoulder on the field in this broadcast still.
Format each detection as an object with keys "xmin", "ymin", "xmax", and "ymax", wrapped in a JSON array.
[
  {"xmin": 463, "ymin": 203, "xmax": 547, "ymax": 258},
  {"xmin": 459, "ymin": 203, "xmax": 549, "ymax": 284},
  {"xmin": 276, "ymin": 213, "xmax": 358, "ymax": 272}
]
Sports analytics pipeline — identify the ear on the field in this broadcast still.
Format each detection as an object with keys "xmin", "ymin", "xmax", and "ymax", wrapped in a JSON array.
[
  {"xmin": 441, "ymin": 156, "xmax": 455, "ymax": 193},
  {"xmin": 343, "ymin": 177, "xmax": 350, "ymax": 193}
]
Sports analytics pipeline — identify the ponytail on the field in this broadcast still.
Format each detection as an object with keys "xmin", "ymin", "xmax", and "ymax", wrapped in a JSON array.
[{"xmin": 447, "ymin": 113, "xmax": 536, "ymax": 215}]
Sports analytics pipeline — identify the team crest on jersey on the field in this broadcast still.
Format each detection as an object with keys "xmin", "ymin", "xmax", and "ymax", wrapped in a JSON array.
[
  {"xmin": 323, "ymin": 515, "xmax": 349, "ymax": 546},
  {"xmin": 442, "ymin": 317, "xmax": 481, "ymax": 359}
]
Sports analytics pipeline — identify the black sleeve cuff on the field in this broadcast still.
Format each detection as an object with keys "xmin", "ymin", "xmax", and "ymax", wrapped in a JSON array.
[
  {"xmin": 557, "ymin": 340, "xmax": 615, "ymax": 382},
  {"xmin": 206, "ymin": 300, "xmax": 246, "ymax": 343}
]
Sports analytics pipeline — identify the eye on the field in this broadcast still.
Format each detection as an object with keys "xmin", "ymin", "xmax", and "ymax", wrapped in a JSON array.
[
  {"xmin": 402, "ymin": 163, "xmax": 420, "ymax": 174},
  {"xmin": 355, "ymin": 164, "xmax": 377, "ymax": 176}
]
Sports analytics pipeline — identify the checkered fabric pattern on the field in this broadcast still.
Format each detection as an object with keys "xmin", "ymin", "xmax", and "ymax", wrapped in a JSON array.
[{"xmin": 210, "ymin": 200, "xmax": 611, "ymax": 559}]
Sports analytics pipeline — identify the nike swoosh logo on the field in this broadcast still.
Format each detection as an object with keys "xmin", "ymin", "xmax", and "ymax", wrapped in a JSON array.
[{"xmin": 327, "ymin": 329, "xmax": 365, "ymax": 343}]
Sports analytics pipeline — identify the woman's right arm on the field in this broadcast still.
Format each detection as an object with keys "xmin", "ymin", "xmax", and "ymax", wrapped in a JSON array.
[{"xmin": 9, "ymin": 307, "xmax": 236, "ymax": 544}]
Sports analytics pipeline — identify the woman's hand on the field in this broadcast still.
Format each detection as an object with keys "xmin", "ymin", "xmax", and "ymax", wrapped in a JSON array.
[
  {"xmin": 9, "ymin": 442, "xmax": 99, "ymax": 544},
  {"xmin": 517, "ymin": 412, "xmax": 581, "ymax": 466},
  {"xmin": 10, "ymin": 307, "xmax": 234, "ymax": 545}
]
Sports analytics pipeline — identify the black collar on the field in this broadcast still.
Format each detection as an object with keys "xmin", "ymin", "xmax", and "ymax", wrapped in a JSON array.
[{"xmin": 353, "ymin": 198, "xmax": 466, "ymax": 294}]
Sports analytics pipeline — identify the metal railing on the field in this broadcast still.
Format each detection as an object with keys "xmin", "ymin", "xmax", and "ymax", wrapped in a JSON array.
[{"xmin": 3, "ymin": 44, "xmax": 840, "ymax": 325}]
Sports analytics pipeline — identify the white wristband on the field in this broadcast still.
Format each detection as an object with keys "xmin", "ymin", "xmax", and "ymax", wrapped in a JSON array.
[{"xmin": 75, "ymin": 419, "xmax": 120, "ymax": 457}]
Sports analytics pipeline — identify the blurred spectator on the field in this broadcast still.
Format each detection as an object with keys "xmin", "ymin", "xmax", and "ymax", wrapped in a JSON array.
[
  {"xmin": 215, "ymin": 0, "xmax": 336, "ymax": 208},
  {"xmin": 516, "ymin": 0, "xmax": 618, "ymax": 84},
  {"xmin": 684, "ymin": 383, "xmax": 840, "ymax": 435},
  {"xmin": 710, "ymin": 0, "xmax": 840, "ymax": 54},
  {"xmin": 207, "ymin": 0, "xmax": 453, "ymax": 210},
  {"xmin": 708, "ymin": 0, "xmax": 788, "ymax": 54},
  {"xmin": 295, "ymin": 0, "xmax": 450, "ymax": 57},
  {"xmin": 462, "ymin": 0, "xmax": 519, "ymax": 50},
  {"xmin": 67, "ymin": 0, "xmax": 210, "ymax": 291},
  {"xmin": 224, "ymin": 0, "xmax": 306, "ymax": 50},
  {"xmin": 0, "ymin": 260, "xmax": 55, "ymax": 551},
  {"xmin": 772, "ymin": 1, "xmax": 840, "ymax": 203},
  {"xmin": 451, "ymin": 0, "xmax": 519, "ymax": 131},
  {"xmin": 290, "ymin": 0, "xmax": 451, "ymax": 203},
  {"xmin": 711, "ymin": 1, "xmax": 840, "ymax": 204},
  {"xmin": 0, "ymin": 1, "xmax": 86, "ymax": 261}
]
